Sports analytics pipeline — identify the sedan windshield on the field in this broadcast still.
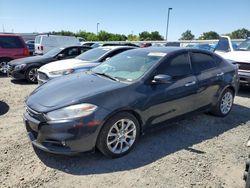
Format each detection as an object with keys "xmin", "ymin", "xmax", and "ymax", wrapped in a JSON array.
[
  {"xmin": 76, "ymin": 47, "xmax": 111, "ymax": 61},
  {"xmin": 43, "ymin": 47, "xmax": 64, "ymax": 57},
  {"xmin": 92, "ymin": 50, "xmax": 165, "ymax": 82}
]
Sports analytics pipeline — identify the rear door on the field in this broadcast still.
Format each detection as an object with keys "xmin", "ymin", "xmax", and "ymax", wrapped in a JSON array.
[
  {"xmin": 144, "ymin": 52, "xmax": 198, "ymax": 125},
  {"xmin": 190, "ymin": 51, "xmax": 223, "ymax": 109}
]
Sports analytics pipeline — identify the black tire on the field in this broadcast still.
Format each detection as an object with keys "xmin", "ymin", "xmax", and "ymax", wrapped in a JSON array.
[
  {"xmin": 0, "ymin": 58, "xmax": 12, "ymax": 74},
  {"xmin": 210, "ymin": 88, "xmax": 234, "ymax": 117},
  {"xmin": 97, "ymin": 112, "xmax": 140, "ymax": 158},
  {"xmin": 25, "ymin": 67, "xmax": 38, "ymax": 83}
]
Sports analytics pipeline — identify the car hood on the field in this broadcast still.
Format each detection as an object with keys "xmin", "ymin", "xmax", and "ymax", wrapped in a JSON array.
[
  {"xmin": 9, "ymin": 55, "xmax": 51, "ymax": 66},
  {"xmin": 26, "ymin": 72, "xmax": 127, "ymax": 112},
  {"xmin": 39, "ymin": 58, "xmax": 98, "ymax": 73},
  {"xmin": 216, "ymin": 51, "xmax": 250, "ymax": 63}
]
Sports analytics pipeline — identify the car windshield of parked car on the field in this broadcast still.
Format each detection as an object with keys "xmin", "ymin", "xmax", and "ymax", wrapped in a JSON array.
[
  {"xmin": 43, "ymin": 47, "xmax": 64, "ymax": 57},
  {"xmin": 76, "ymin": 48, "xmax": 111, "ymax": 61},
  {"xmin": 237, "ymin": 39, "xmax": 250, "ymax": 51},
  {"xmin": 92, "ymin": 50, "xmax": 165, "ymax": 82}
]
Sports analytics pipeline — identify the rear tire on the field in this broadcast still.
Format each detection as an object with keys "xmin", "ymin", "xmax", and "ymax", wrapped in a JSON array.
[
  {"xmin": 26, "ymin": 67, "xmax": 38, "ymax": 83},
  {"xmin": 97, "ymin": 112, "xmax": 140, "ymax": 158},
  {"xmin": 210, "ymin": 88, "xmax": 234, "ymax": 117}
]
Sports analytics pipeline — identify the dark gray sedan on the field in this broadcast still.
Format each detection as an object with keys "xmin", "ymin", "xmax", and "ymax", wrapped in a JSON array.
[{"xmin": 24, "ymin": 47, "xmax": 239, "ymax": 158}]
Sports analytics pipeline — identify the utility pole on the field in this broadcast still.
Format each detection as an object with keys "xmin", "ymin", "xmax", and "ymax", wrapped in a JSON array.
[
  {"xmin": 97, "ymin": 23, "xmax": 100, "ymax": 35},
  {"xmin": 165, "ymin": 8, "xmax": 173, "ymax": 41}
]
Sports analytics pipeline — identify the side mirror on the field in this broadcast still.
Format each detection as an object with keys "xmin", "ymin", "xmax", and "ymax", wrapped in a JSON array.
[
  {"xmin": 152, "ymin": 74, "xmax": 172, "ymax": 84},
  {"xmin": 57, "ymin": 53, "xmax": 65, "ymax": 59},
  {"xmin": 105, "ymin": 57, "xmax": 111, "ymax": 61}
]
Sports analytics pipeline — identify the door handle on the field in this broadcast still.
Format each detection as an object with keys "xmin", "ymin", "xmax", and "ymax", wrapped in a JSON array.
[
  {"xmin": 185, "ymin": 81, "xmax": 196, "ymax": 87},
  {"xmin": 216, "ymin": 72, "xmax": 224, "ymax": 77}
]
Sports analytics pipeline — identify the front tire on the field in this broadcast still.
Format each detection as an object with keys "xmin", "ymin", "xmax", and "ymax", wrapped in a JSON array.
[
  {"xmin": 0, "ymin": 58, "xmax": 12, "ymax": 74},
  {"xmin": 97, "ymin": 112, "xmax": 140, "ymax": 158},
  {"xmin": 210, "ymin": 88, "xmax": 234, "ymax": 117},
  {"xmin": 26, "ymin": 67, "xmax": 38, "ymax": 83}
]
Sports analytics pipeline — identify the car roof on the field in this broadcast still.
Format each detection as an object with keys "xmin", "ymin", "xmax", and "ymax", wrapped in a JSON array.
[
  {"xmin": 98, "ymin": 46, "xmax": 137, "ymax": 50},
  {"xmin": 127, "ymin": 47, "xmax": 214, "ymax": 56},
  {"xmin": 0, "ymin": 33, "xmax": 21, "ymax": 37}
]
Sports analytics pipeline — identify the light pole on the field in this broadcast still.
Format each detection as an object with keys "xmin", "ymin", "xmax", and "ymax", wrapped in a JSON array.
[
  {"xmin": 97, "ymin": 23, "xmax": 100, "ymax": 35},
  {"xmin": 165, "ymin": 8, "xmax": 173, "ymax": 41}
]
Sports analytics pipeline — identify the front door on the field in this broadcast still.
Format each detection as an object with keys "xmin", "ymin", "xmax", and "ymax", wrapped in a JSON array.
[{"xmin": 143, "ymin": 52, "xmax": 198, "ymax": 126}]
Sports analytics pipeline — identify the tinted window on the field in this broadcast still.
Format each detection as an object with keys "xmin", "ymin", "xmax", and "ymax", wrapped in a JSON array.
[
  {"xmin": 158, "ymin": 53, "xmax": 192, "ymax": 78},
  {"xmin": 191, "ymin": 52, "xmax": 217, "ymax": 73},
  {"xmin": 65, "ymin": 47, "xmax": 79, "ymax": 56},
  {"xmin": 80, "ymin": 47, "xmax": 90, "ymax": 54},
  {"xmin": 216, "ymin": 38, "xmax": 230, "ymax": 52},
  {"xmin": 0, "ymin": 36, "xmax": 24, "ymax": 48}
]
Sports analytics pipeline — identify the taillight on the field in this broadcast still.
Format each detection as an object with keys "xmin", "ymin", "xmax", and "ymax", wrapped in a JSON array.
[
  {"xmin": 41, "ymin": 46, "xmax": 44, "ymax": 51},
  {"xmin": 23, "ymin": 48, "xmax": 29, "ymax": 56}
]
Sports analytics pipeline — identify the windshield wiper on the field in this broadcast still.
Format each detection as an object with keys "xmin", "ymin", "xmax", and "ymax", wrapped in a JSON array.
[{"xmin": 94, "ymin": 72, "xmax": 119, "ymax": 81}]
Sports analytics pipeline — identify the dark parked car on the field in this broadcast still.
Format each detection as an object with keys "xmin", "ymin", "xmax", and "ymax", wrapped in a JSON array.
[
  {"xmin": 7, "ymin": 45, "xmax": 91, "ymax": 83},
  {"xmin": 0, "ymin": 34, "xmax": 29, "ymax": 73},
  {"xmin": 24, "ymin": 47, "xmax": 239, "ymax": 158}
]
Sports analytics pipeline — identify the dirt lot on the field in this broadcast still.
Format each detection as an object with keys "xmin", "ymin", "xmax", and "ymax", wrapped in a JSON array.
[{"xmin": 0, "ymin": 75, "xmax": 250, "ymax": 188}]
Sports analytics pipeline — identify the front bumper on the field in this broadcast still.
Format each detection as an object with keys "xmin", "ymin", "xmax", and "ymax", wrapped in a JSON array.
[
  {"xmin": 7, "ymin": 65, "xmax": 26, "ymax": 80},
  {"xmin": 239, "ymin": 70, "xmax": 250, "ymax": 86},
  {"xmin": 23, "ymin": 107, "xmax": 110, "ymax": 155}
]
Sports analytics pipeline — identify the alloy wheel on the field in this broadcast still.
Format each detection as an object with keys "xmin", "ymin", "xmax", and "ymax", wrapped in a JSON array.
[
  {"xmin": 28, "ymin": 68, "xmax": 38, "ymax": 82},
  {"xmin": 220, "ymin": 91, "xmax": 233, "ymax": 115},
  {"xmin": 107, "ymin": 119, "xmax": 137, "ymax": 154}
]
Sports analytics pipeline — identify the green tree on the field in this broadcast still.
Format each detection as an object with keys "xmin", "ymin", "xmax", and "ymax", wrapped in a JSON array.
[
  {"xmin": 127, "ymin": 34, "xmax": 139, "ymax": 41},
  {"xmin": 139, "ymin": 31, "xmax": 151, "ymax": 41},
  {"xmin": 179, "ymin": 30, "xmax": 195, "ymax": 40},
  {"xmin": 230, "ymin": 28, "xmax": 250, "ymax": 39},
  {"xmin": 198, "ymin": 31, "xmax": 220, "ymax": 40},
  {"xmin": 150, "ymin": 31, "xmax": 164, "ymax": 40}
]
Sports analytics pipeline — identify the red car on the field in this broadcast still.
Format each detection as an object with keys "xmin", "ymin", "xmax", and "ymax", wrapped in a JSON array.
[{"xmin": 0, "ymin": 34, "xmax": 29, "ymax": 73}]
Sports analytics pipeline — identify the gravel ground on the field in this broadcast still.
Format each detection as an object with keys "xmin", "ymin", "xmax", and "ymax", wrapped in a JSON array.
[{"xmin": 0, "ymin": 75, "xmax": 250, "ymax": 188}]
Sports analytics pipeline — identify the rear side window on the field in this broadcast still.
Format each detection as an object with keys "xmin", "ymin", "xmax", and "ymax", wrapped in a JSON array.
[
  {"xmin": 0, "ymin": 36, "xmax": 25, "ymax": 48},
  {"xmin": 191, "ymin": 52, "xmax": 217, "ymax": 73},
  {"xmin": 158, "ymin": 53, "xmax": 192, "ymax": 78}
]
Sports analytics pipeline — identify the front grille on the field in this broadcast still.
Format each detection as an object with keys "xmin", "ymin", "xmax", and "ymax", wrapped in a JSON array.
[
  {"xmin": 237, "ymin": 62, "xmax": 250, "ymax": 71},
  {"xmin": 38, "ymin": 72, "xmax": 49, "ymax": 81}
]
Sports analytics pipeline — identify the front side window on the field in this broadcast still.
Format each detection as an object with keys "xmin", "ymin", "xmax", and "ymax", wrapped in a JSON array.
[
  {"xmin": 191, "ymin": 52, "xmax": 217, "ymax": 73},
  {"xmin": 65, "ymin": 47, "xmax": 79, "ymax": 56},
  {"xmin": 158, "ymin": 53, "xmax": 192, "ymax": 79}
]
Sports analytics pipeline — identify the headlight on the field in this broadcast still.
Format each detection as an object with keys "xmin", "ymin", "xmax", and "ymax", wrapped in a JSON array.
[
  {"xmin": 49, "ymin": 69, "xmax": 74, "ymax": 76},
  {"xmin": 14, "ymin": 64, "xmax": 26, "ymax": 71},
  {"xmin": 45, "ymin": 103, "xmax": 97, "ymax": 121}
]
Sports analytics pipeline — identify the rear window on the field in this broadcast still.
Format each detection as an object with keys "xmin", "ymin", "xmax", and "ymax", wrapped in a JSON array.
[
  {"xmin": 35, "ymin": 36, "xmax": 41, "ymax": 44},
  {"xmin": 0, "ymin": 36, "xmax": 25, "ymax": 48}
]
